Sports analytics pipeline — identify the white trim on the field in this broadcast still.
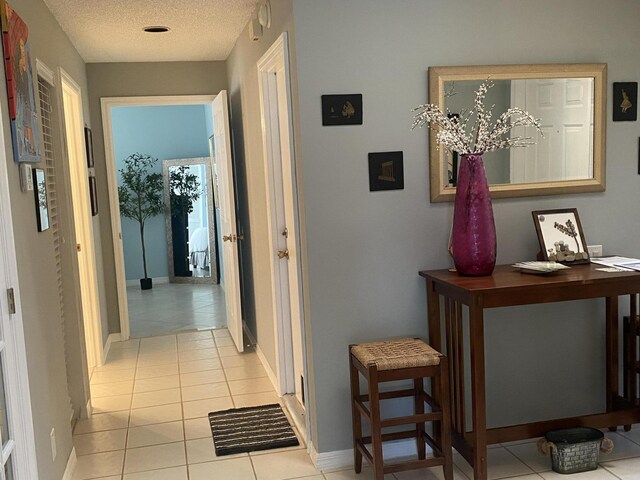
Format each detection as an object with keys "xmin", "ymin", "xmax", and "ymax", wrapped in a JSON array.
[
  {"xmin": 257, "ymin": 31, "xmax": 310, "ymax": 424},
  {"xmin": 62, "ymin": 447, "xmax": 77, "ymax": 480},
  {"xmin": 243, "ymin": 322, "xmax": 279, "ymax": 392},
  {"xmin": 36, "ymin": 58, "xmax": 55, "ymax": 85},
  {"xmin": 85, "ymin": 398, "xmax": 93, "ymax": 418},
  {"xmin": 125, "ymin": 276, "xmax": 170, "ymax": 287},
  {"xmin": 101, "ymin": 95, "xmax": 218, "ymax": 343},
  {"xmin": 102, "ymin": 332, "xmax": 122, "ymax": 364},
  {"xmin": 0, "ymin": 57, "xmax": 39, "ymax": 478},
  {"xmin": 59, "ymin": 67, "xmax": 105, "ymax": 369},
  {"xmin": 309, "ymin": 439, "xmax": 422, "ymax": 472}
]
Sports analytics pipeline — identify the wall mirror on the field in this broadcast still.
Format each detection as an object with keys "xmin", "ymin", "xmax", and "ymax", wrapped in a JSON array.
[
  {"xmin": 163, "ymin": 157, "xmax": 218, "ymax": 284},
  {"xmin": 427, "ymin": 63, "xmax": 607, "ymax": 202}
]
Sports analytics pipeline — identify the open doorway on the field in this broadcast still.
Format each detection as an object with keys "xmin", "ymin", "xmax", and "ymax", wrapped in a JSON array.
[
  {"xmin": 102, "ymin": 94, "xmax": 244, "ymax": 351},
  {"xmin": 107, "ymin": 101, "xmax": 224, "ymax": 337}
]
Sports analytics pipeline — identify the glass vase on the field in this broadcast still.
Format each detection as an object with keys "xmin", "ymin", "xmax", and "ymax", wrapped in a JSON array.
[{"xmin": 450, "ymin": 153, "xmax": 496, "ymax": 276}]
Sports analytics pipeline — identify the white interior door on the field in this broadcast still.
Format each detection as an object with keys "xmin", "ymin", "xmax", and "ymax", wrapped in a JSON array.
[
  {"xmin": 212, "ymin": 91, "xmax": 244, "ymax": 352},
  {"xmin": 0, "ymin": 96, "xmax": 38, "ymax": 477},
  {"xmin": 510, "ymin": 78, "xmax": 594, "ymax": 183},
  {"xmin": 258, "ymin": 33, "xmax": 305, "ymax": 405},
  {"xmin": 60, "ymin": 69, "xmax": 104, "ymax": 369}
]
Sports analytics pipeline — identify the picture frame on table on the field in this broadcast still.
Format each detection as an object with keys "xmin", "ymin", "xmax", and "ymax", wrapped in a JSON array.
[{"xmin": 532, "ymin": 208, "xmax": 590, "ymax": 264}]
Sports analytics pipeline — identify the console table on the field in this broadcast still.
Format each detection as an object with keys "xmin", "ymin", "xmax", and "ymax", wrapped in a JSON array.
[{"xmin": 420, "ymin": 264, "xmax": 640, "ymax": 480}]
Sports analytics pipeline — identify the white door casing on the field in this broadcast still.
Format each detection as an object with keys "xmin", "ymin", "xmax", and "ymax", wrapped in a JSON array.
[
  {"xmin": 212, "ymin": 91, "xmax": 244, "ymax": 353},
  {"xmin": 0, "ymin": 71, "xmax": 39, "ymax": 478},
  {"xmin": 258, "ymin": 33, "xmax": 306, "ymax": 405},
  {"xmin": 510, "ymin": 78, "xmax": 594, "ymax": 183},
  {"xmin": 100, "ymin": 95, "xmax": 217, "ymax": 342},
  {"xmin": 60, "ymin": 68, "xmax": 104, "ymax": 370}
]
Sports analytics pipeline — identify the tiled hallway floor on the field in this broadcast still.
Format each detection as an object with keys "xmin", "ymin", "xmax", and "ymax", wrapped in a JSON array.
[
  {"xmin": 74, "ymin": 328, "xmax": 640, "ymax": 479},
  {"xmin": 126, "ymin": 283, "xmax": 227, "ymax": 337}
]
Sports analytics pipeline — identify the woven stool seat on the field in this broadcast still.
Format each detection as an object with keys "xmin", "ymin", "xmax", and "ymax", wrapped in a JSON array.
[{"xmin": 351, "ymin": 338, "xmax": 441, "ymax": 371}]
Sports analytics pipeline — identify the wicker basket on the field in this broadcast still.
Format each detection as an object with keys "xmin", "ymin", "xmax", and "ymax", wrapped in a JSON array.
[{"xmin": 537, "ymin": 428, "xmax": 613, "ymax": 474}]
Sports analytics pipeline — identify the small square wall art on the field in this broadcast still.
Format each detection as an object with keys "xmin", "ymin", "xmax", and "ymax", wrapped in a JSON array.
[
  {"xmin": 368, "ymin": 151, "xmax": 404, "ymax": 192},
  {"xmin": 613, "ymin": 82, "xmax": 637, "ymax": 121}
]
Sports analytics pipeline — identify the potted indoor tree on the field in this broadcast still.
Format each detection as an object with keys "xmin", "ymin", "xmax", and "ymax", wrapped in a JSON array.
[{"xmin": 118, "ymin": 153, "xmax": 164, "ymax": 289}]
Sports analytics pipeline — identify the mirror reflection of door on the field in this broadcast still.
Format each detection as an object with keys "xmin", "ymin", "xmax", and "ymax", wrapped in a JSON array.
[{"xmin": 163, "ymin": 157, "xmax": 219, "ymax": 284}]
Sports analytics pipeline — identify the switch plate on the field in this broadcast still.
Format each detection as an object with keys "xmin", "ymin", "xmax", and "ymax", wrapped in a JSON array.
[{"xmin": 588, "ymin": 245, "xmax": 603, "ymax": 257}]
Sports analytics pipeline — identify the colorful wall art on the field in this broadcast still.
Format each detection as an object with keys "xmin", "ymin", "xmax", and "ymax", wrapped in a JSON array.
[{"xmin": 1, "ymin": 0, "xmax": 41, "ymax": 163}]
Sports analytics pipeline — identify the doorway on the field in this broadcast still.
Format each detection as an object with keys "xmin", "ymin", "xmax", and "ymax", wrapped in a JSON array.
[
  {"xmin": 102, "ymin": 94, "xmax": 244, "ymax": 348},
  {"xmin": 257, "ymin": 33, "xmax": 308, "ymax": 426},
  {"xmin": 60, "ymin": 68, "xmax": 104, "ymax": 370}
]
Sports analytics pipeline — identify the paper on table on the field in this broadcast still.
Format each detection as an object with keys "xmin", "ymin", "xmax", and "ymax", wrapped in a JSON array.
[{"xmin": 590, "ymin": 256, "xmax": 640, "ymax": 271}]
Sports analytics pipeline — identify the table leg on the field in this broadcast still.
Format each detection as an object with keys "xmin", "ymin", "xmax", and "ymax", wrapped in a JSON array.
[
  {"xmin": 427, "ymin": 280, "xmax": 443, "ymax": 444},
  {"xmin": 606, "ymin": 296, "xmax": 619, "ymax": 431},
  {"xmin": 469, "ymin": 296, "xmax": 487, "ymax": 480}
]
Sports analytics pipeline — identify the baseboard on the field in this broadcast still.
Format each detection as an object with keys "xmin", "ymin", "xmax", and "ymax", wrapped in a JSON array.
[
  {"xmin": 62, "ymin": 447, "xmax": 77, "ymax": 480},
  {"xmin": 125, "ymin": 276, "xmax": 169, "ymax": 287},
  {"xmin": 243, "ymin": 322, "xmax": 280, "ymax": 394},
  {"xmin": 102, "ymin": 333, "xmax": 121, "ymax": 364},
  {"xmin": 309, "ymin": 438, "xmax": 423, "ymax": 471}
]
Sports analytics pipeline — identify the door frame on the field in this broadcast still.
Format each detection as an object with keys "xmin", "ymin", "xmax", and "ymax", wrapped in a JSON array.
[
  {"xmin": 0, "ymin": 70, "xmax": 39, "ymax": 477},
  {"xmin": 59, "ymin": 67, "xmax": 104, "ymax": 370},
  {"xmin": 257, "ymin": 33, "xmax": 310, "ymax": 413},
  {"xmin": 101, "ymin": 95, "xmax": 216, "ymax": 340}
]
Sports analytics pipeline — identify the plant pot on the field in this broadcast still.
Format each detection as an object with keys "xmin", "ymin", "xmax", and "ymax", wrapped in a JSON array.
[
  {"xmin": 140, "ymin": 278, "xmax": 153, "ymax": 290},
  {"xmin": 450, "ymin": 153, "xmax": 496, "ymax": 276}
]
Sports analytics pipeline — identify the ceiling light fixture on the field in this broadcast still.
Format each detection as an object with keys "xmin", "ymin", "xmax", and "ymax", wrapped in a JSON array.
[{"xmin": 143, "ymin": 26, "xmax": 170, "ymax": 33}]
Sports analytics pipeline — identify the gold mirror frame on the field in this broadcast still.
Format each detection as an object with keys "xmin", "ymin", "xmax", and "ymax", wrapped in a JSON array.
[{"xmin": 428, "ymin": 63, "xmax": 607, "ymax": 203}]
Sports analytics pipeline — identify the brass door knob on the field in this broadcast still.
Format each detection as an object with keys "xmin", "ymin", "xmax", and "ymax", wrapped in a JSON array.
[
  {"xmin": 277, "ymin": 249, "xmax": 289, "ymax": 259},
  {"xmin": 223, "ymin": 234, "xmax": 233, "ymax": 242}
]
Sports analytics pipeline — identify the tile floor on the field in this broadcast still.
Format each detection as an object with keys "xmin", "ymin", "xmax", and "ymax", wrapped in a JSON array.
[
  {"xmin": 75, "ymin": 327, "xmax": 640, "ymax": 479},
  {"xmin": 126, "ymin": 283, "xmax": 227, "ymax": 337}
]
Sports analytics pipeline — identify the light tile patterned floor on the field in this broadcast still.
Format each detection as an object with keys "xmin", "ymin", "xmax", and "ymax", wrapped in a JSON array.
[
  {"xmin": 126, "ymin": 284, "xmax": 227, "ymax": 337},
  {"xmin": 74, "ymin": 327, "xmax": 640, "ymax": 479}
]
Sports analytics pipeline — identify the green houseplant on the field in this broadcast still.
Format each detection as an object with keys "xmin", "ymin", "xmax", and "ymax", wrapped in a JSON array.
[{"xmin": 118, "ymin": 153, "xmax": 164, "ymax": 289}]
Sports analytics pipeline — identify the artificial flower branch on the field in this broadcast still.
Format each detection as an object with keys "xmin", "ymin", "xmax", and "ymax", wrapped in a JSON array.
[{"xmin": 412, "ymin": 80, "xmax": 544, "ymax": 154}]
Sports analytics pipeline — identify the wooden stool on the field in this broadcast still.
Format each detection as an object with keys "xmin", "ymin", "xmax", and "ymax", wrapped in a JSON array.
[{"xmin": 349, "ymin": 338, "xmax": 453, "ymax": 480}]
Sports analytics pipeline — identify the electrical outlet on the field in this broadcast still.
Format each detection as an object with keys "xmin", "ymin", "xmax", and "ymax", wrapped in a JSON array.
[
  {"xmin": 588, "ymin": 245, "xmax": 603, "ymax": 257},
  {"xmin": 50, "ymin": 428, "xmax": 57, "ymax": 461}
]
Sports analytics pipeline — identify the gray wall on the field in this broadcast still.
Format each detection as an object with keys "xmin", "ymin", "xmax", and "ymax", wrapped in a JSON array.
[
  {"xmin": 1, "ymin": 0, "xmax": 92, "ymax": 477},
  {"xmin": 226, "ymin": 0, "xmax": 296, "ymax": 378},
  {"xmin": 86, "ymin": 61, "xmax": 228, "ymax": 336},
  {"xmin": 292, "ymin": 0, "xmax": 640, "ymax": 453}
]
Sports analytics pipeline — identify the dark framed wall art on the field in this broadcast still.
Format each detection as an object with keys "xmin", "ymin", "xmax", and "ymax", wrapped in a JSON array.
[
  {"xmin": 89, "ymin": 174, "xmax": 98, "ymax": 216},
  {"xmin": 613, "ymin": 82, "xmax": 637, "ymax": 121},
  {"xmin": 84, "ymin": 126, "xmax": 94, "ymax": 167},
  {"xmin": 368, "ymin": 151, "xmax": 404, "ymax": 191},
  {"xmin": 321, "ymin": 94, "xmax": 362, "ymax": 126}
]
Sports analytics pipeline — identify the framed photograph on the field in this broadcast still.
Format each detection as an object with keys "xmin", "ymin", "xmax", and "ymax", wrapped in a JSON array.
[
  {"xmin": 84, "ymin": 127, "xmax": 94, "ymax": 168},
  {"xmin": 321, "ymin": 94, "xmax": 362, "ymax": 126},
  {"xmin": 613, "ymin": 82, "xmax": 637, "ymax": 121},
  {"xmin": 532, "ymin": 208, "xmax": 590, "ymax": 264},
  {"xmin": 89, "ymin": 175, "xmax": 98, "ymax": 216},
  {"xmin": 368, "ymin": 151, "xmax": 404, "ymax": 191},
  {"xmin": 32, "ymin": 168, "xmax": 49, "ymax": 231}
]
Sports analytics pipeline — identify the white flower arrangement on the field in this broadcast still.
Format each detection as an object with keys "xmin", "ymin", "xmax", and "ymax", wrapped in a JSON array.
[{"xmin": 412, "ymin": 80, "xmax": 544, "ymax": 154}]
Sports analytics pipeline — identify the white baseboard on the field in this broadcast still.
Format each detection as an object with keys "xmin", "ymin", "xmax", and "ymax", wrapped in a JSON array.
[
  {"xmin": 62, "ymin": 447, "xmax": 77, "ymax": 480},
  {"xmin": 102, "ymin": 333, "xmax": 121, "ymax": 364},
  {"xmin": 243, "ymin": 322, "xmax": 280, "ymax": 394},
  {"xmin": 310, "ymin": 438, "xmax": 423, "ymax": 472},
  {"xmin": 125, "ymin": 276, "xmax": 169, "ymax": 287}
]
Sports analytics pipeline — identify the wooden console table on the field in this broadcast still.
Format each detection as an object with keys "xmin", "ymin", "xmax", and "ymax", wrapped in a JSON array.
[{"xmin": 420, "ymin": 264, "xmax": 640, "ymax": 480}]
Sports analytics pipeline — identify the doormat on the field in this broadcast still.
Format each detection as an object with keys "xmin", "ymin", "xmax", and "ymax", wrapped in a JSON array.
[{"xmin": 209, "ymin": 403, "xmax": 299, "ymax": 456}]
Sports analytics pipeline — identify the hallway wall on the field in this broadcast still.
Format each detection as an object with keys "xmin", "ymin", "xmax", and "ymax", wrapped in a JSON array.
[
  {"xmin": 86, "ymin": 61, "xmax": 228, "ymax": 336},
  {"xmin": 0, "ymin": 0, "xmax": 93, "ymax": 477}
]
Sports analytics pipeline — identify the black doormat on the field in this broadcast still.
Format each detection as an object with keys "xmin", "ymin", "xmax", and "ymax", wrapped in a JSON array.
[{"xmin": 209, "ymin": 403, "xmax": 299, "ymax": 456}]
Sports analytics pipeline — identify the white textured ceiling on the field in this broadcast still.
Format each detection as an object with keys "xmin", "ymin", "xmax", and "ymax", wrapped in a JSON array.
[{"xmin": 42, "ymin": 0, "xmax": 258, "ymax": 62}]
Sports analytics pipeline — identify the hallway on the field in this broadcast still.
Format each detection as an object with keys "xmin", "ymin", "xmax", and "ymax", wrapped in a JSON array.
[{"xmin": 126, "ymin": 284, "xmax": 227, "ymax": 337}]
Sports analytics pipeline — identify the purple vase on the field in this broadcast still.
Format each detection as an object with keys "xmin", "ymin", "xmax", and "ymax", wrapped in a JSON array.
[{"xmin": 450, "ymin": 154, "xmax": 496, "ymax": 276}]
